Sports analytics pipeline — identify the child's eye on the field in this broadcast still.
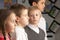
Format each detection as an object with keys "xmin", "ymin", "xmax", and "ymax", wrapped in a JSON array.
[{"xmin": 36, "ymin": 14, "xmax": 38, "ymax": 16}]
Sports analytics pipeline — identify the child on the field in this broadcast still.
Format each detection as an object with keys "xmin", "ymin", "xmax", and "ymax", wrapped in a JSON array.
[
  {"xmin": 0, "ymin": 9, "xmax": 16, "ymax": 40},
  {"xmin": 10, "ymin": 4, "xmax": 29, "ymax": 40},
  {"xmin": 25, "ymin": 6, "xmax": 45, "ymax": 40},
  {"xmin": 28, "ymin": 0, "xmax": 48, "ymax": 40}
]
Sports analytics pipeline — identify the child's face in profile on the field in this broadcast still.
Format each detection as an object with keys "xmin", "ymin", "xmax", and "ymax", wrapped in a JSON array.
[
  {"xmin": 19, "ymin": 9, "xmax": 29, "ymax": 27},
  {"xmin": 29, "ymin": 9, "xmax": 41, "ymax": 25},
  {"xmin": 4, "ymin": 13, "xmax": 16, "ymax": 33},
  {"xmin": 33, "ymin": 0, "xmax": 45, "ymax": 12}
]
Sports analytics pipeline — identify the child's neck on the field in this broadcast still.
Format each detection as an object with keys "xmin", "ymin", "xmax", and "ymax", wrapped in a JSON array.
[{"xmin": 17, "ymin": 23, "xmax": 25, "ymax": 28}]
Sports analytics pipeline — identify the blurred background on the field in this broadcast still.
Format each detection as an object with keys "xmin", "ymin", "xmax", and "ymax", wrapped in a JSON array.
[{"xmin": 0, "ymin": 0, "xmax": 60, "ymax": 40}]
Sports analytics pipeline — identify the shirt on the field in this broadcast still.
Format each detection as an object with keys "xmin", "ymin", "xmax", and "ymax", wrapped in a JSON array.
[
  {"xmin": 38, "ymin": 17, "xmax": 48, "ymax": 40},
  {"xmin": 28, "ymin": 24, "xmax": 39, "ymax": 34},
  {"xmin": 15, "ymin": 25, "xmax": 28, "ymax": 40},
  {"xmin": 0, "ymin": 32, "xmax": 10, "ymax": 40}
]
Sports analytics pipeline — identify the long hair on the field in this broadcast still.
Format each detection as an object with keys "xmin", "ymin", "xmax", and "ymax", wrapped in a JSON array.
[{"xmin": 0, "ymin": 9, "xmax": 15, "ymax": 40}]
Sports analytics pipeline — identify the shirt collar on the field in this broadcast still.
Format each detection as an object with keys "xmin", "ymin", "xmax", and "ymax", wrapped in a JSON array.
[{"xmin": 28, "ymin": 24, "xmax": 39, "ymax": 34}]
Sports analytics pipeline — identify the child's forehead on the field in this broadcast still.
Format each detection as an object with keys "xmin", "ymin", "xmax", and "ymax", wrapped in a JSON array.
[
  {"xmin": 38, "ymin": 0, "xmax": 46, "ymax": 2},
  {"xmin": 29, "ymin": 10, "xmax": 41, "ymax": 15}
]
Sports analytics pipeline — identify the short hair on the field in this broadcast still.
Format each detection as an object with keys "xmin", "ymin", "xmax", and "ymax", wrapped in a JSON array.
[
  {"xmin": 28, "ymin": 6, "xmax": 40, "ymax": 15},
  {"xmin": 10, "ymin": 4, "xmax": 28, "ymax": 17},
  {"xmin": 28, "ymin": 0, "xmax": 40, "ymax": 6}
]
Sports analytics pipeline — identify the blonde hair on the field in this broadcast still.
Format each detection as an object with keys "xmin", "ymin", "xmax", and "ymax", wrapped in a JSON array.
[{"xmin": 28, "ymin": 6, "xmax": 41, "ymax": 16}]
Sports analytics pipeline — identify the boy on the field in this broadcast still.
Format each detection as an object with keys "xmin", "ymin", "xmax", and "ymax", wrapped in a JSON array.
[
  {"xmin": 28, "ymin": 0, "xmax": 48, "ymax": 40},
  {"xmin": 25, "ymin": 6, "xmax": 45, "ymax": 40},
  {"xmin": 10, "ymin": 4, "xmax": 29, "ymax": 40}
]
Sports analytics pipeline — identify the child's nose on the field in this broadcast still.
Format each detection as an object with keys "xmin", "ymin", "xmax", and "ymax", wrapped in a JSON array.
[{"xmin": 33, "ymin": 16, "xmax": 36, "ymax": 19}]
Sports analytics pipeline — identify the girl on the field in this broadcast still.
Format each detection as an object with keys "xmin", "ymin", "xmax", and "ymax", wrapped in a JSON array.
[{"xmin": 0, "ymin": 9, "xmax": 16, "ymax": 40}]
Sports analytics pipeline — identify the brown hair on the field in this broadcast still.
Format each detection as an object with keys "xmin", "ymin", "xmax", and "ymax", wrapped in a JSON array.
[
  {"xmin": 10, "ymin": 4, "xmax": 28, "ymax": 17},
  {"xmin": 0, "ymin": 9, "xmax": 15, "ymax": 40},
  {"xmin": 28, "ymin": 0, "xmax": 40, "ymax": 6}
]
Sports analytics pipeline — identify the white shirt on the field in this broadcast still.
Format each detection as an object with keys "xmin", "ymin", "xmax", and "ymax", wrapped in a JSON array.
[
  {"xmin": 38, "ymin": 17, "xmax": 48, "ymax": 40},
  {"xmin": 28, "ymin": 24, "xmax": 39, "ymax": 34},
  {"xmin": 38, "ymin": 17, "xmax": 46, "ymax": 33},
  {"xmin": 15, "ymin": 26, "xmax": 28, "ymax": 40}
]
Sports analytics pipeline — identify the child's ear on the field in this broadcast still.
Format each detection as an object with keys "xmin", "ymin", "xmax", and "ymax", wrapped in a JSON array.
[
  {"xmin": 16, "ymin": 16, "xmax": 20, "ymax": 22},
  {"xmin": 32, "ymin": 2, "xmax": 37, "ymax": 6}
]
